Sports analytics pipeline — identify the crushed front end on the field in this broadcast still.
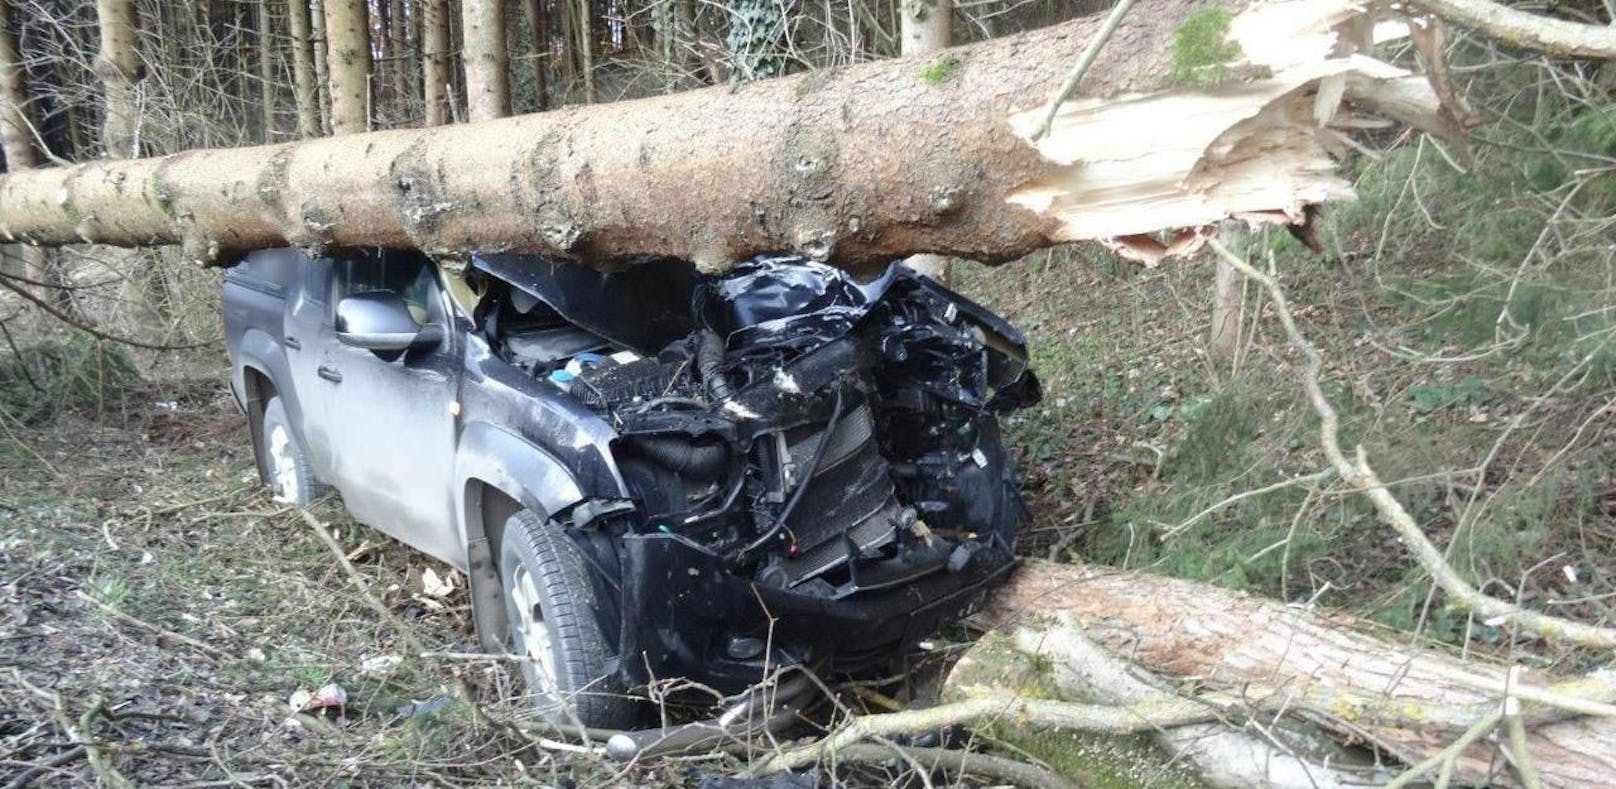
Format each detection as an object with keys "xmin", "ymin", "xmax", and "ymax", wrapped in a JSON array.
[{"xmin": 474, "ymin": 254, "xmax": 1040, "ymax": 693}]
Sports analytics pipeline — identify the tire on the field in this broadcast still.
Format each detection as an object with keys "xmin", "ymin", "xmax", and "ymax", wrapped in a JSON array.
[
  {"xmin": 499, "ymin": 510, "xmax": 636, "ymax": 728},
  {"xmin": 260, "ymin": 396, "xmax": 324, "ymax": 505}
]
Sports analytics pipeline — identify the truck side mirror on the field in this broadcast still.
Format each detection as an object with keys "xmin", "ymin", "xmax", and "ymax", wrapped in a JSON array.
[{"xmin": 335, "ymin": 292, "xmax": 442, "ymax": 352}]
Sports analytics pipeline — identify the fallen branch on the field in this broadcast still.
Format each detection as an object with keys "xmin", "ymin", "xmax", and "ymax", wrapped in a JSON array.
[
  {"xmin": 1206, "ymin": 239, "xmax": 1616, "ymax": 652},
  {"xmin": 74, "ymin": 589, "xmax": 231, "ymax": 660},
  {"xmin": 833, "ymin": 743, "xmax": 1080, "ymax": 789},
  {"xmin": 1407, "ymin": 0, "xmax": 1616, "ymax": 59},
  {"xmin": 753, "ymin": 693, "xmax": 1216, "ymax": 774}
]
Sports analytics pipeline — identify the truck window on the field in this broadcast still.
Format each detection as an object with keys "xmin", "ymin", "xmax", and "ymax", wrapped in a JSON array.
[{"xmin": 333, "ymin": 251, "xmax": 439, "ymax": 326}]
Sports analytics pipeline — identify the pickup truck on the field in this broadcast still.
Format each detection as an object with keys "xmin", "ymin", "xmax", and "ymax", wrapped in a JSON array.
[{"xmin": 222, "ymin": 248, "xmax": 1040, "ymax": 731}]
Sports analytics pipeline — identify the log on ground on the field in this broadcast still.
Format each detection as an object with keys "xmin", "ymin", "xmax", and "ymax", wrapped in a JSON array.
[{"xmin": 970, "ymin": 559, "xmax": 1616, "ymax": 788}]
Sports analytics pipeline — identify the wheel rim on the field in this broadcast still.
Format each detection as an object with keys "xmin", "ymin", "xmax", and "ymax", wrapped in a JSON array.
[
  {"xmin": 268, "ymin": 424, "xmax": 300, "ymax": 503},
  {"xmin": 509, "ymin": 565, "xmax": 559, "ymax": 694}
]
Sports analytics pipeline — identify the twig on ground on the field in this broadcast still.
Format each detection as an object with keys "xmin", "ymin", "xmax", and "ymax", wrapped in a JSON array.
[
  {"xmin": 1503, "ymin": 666, "xmax": 1544, "ymax": 789},
  {"xmin": 752, "ymin": 693, "xmax": 1215, "ymax": 774},
  {"xmin": 74, "ymin": 590, "xmax": 230, "ymax": 660},
  {"xmin": 1206, "ymin": 239, "xmax": 1616, "ymax": 651},
  {"xmin": 1, "ymin": 745, "xmax": 85, "ymax": 789},
  {"xmin": 835, "ymin": 743, "xmax": 1080, "ymax": 789}
]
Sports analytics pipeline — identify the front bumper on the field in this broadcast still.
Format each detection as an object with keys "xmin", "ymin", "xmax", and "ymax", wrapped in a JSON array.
[{"xmin": 615, "ymin": 533, "xmax": 1016, "ymax": 693}]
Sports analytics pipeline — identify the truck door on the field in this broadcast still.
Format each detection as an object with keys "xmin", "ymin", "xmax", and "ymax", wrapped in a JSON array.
[
  {"xmin": 281, "ymin": 255, "xmax": 336, "ymax": 478},
  {"xmin": 316, "ymin": 250, "xmax": 463, "ymax": 565}
]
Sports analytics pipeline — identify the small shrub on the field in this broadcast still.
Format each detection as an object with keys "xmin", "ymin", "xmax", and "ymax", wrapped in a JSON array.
[{"xmin": 0, "ymin": 332, "xmax": 141, "ymax": 423}]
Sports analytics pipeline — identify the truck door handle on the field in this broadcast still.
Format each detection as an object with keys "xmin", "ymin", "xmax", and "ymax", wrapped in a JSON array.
[
  {"xmin": 284, "ymin": 336, "xmax": 301, "ymax": 349},
  {"xmin": 317, "ymin": 364, "xmax": 342, "ymax": 383}
]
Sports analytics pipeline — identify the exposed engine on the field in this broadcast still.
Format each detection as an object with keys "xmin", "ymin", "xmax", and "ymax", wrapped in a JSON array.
[{"xmin": 476, "ymin": 254, "xmax": 1040, "ymax": 604}]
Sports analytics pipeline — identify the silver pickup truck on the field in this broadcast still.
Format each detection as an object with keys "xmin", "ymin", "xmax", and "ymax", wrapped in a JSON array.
[{"xmin": 222, "ymin": 249, "xmax": 1039, "ymax": 732}]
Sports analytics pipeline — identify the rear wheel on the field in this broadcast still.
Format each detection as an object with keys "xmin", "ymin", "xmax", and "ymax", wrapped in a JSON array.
[
  {"xmin": 260, "ymin": 396, "xmax": 323, "ymax": 505},
  {"xmin": 499, "ymin": 510, "xmax": 636, "ymax": 728}
]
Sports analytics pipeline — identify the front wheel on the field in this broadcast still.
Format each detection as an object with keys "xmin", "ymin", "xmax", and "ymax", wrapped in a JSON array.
[
  {"xmin": 260, "ymin": 396, "xmax": 324, "ymax": 505},
  {"xmin": 499, "ymin": 510, "xmax": 636, "ymax": 728}
]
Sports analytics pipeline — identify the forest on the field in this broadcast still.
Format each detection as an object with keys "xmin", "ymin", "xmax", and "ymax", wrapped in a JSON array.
[{"xmin": 2, "ymin": 0, "xmax": 1616, "ymax": 786}]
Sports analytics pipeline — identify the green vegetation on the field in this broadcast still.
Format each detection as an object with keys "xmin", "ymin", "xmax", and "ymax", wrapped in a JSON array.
[
  {"xmin": 0, "ymin": 331, "xmax": 141, "ymax": 423},
  {"xmin": 917, "ymin": 55, "xmax": 961, "ymax": 86},
  {"xmin": 1169, "ymin": 8, "xmax": 1242, "ymax": 86}
]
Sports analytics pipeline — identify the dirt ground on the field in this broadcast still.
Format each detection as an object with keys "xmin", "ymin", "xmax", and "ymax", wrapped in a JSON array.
[
  {"xmin": 2, "ymin": 379, "xmax": 1055, "ymax": 788},
  {"xmin": 0, "ymin": 381, "xmax": 668, "ymax": 787}
]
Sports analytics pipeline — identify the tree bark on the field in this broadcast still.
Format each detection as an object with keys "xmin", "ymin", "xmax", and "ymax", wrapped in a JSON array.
[
  {"xmin": 0, "ymin": 0, "xmax": 36, "ymax": 173},
  {"xmin": 1408, "ymin": 0, "xmax": 1616, "ymax": 59},
  {"xmin": 94, "ymin": 0, "xmax": 141, "ymax": 157},
  {"xmin": 524, "ymin": 0, "xmax": 549, "ymax": 110},
  {"xmin": 310, "ymin": 0, "xmax": 333, "ymax": 134},
  {"xmin": 423, "ymin": 0, "xmax": 452, "ymax": 126},
  {"xmin": 462, "ymin": 0, "xmax": 512, "ymax": 121},
  {"xmin": 258, "ymin": 0, "xmax": 278, "ymax": 141},
  {"xmin": 288, "ymin": 0, "xmax": 320, "ymax": 137},
  {"xmin": 0, "ymin": 0, "xmax": 50, "ymax": 301},
  {"xmin": 899, "ymin": 0, "xmax": 952, "ymax": 283},
  {"xmin": 0, "ymin": 0, "xmax": 1440, "ymax": 270},
  {"xmin": 977, "ymin": 559, "xmax": 1616, "ymax": 788},
  {"xmin": 321, "ymin": 0, "xmax": 370, "ymax": 135},
  {"xmin": 576, "ymin": 0, "xmax": 594, "ymax": 104}
]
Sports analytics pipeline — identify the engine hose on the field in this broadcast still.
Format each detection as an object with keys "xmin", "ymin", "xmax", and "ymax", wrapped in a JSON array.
[
  {"xmin": 630, "ymin": 435, "xmax": 728, "ymax": 480},
  {"xmin": 698, "ymin": 329, "xmax": 734, "ymax": 401}
]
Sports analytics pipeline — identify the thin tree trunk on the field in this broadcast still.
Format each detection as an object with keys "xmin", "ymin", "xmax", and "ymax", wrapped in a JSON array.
[
  {"xmin": 322, "ymin": 0, "xmax": 370, "ymax": 135},
  {"xmin": 1208, "ymin": 256, "xmax": 1245, "ymax": 358},
  {"xmin": 0, "ymin": 0, "xmax": 49, "ymax": 301},
  {"xmin": 390, "ymin": 0, "xmax": 408, "ymax": 116},
  {"xmin": 524, "ymin": 0, "xmax": 549, "ymax": 110},
  {"xmin": 422, "ymin": 0, "xmax": 451, "ymax": 126},
  {"xmin": 258, "ymin": 0, "xmax": 278, "ymax": 141},
  {"xmin": 462, "ymin": 0, "xmax": 512, "ymax": 121},
  {"xmin": 899, "ymin": 0, "xmax": 952, "ymax": 283},
  {"xmin": 310, "ymin": 0, "xmax": 333, "ymax": 134},
  {"xmin": 0, "ymin": 0, "xmax": 1440, "ymax": 270},
  {"xmin": 94, "ymin": 0, "xmax": 141, "ymax": 157},
  {"xmin": 288, "ymin": 0, "xmax": 319, "ymax": 138},
  {"xmin": 576, "ymin": 0, "xmax": 594, "ymax": 103}
]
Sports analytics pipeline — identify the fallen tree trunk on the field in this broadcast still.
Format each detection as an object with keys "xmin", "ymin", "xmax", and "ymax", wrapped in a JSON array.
[
  {"xmin": 0, "ymin": 0, "xmax": 1438, "ymax": 269},
  {"xmin": 969, "ymin": 559, "xmax": 1616, "ymax": 788}
]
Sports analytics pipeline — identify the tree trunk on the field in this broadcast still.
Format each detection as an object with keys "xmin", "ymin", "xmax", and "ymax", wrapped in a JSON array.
[
  {"xmin": 422, "ymin": 0, "xmax": 452, "ymax": 126},
  {"xmin": 258, "ymin": 0, "xmax": 278, "ymax": 141},
  {"xmin": 1208, "ymin": 223, "xmax": 1247, "ymax": 359},
  {"xmin": 389, "ymin": 0, "xmax": 409, "ymax": 117},
  {"xmin": 288, "ymin": 0, "xmax": 320, "ymax": 137},
  {"xmin": 462, "ymin": 0, "xmax": 512, "ymax": 121},
  {"xmin": 310, "ymin": 0, "xmax": 333, "ymax": 134},
  {"xmin": 974, "ymin": 559, "xmax": 1616, "ymax": 788},
  {"xmin": 94, "ymin": 0, "xmax": 141, "ymax": 157},
  {"xmin": 899, "ymin": 0, "xmax": 952, "ymax": 283},
  {"xmin": 0, "ymin": 0, "xmax": 50, "ymax": 301},
  {"xmin": 524, "ymin": 0, "xmax": 550, "ymax": 110},
  {"xmin": 576, "ymin": 0, "xmax": 595, "ymax": 104},
  {"xmin": 0, "ymin": 0, "xmax": 1441, "ymax": 270},
  {"xmin": 322, "ymin": 0, "xmax": 370, "ymax": 135}
]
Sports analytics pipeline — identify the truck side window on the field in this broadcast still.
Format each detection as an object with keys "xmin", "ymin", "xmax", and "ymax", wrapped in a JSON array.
[{"xmin": 333, "ymin": 251, "xmax": 439, "ymax": 326}]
